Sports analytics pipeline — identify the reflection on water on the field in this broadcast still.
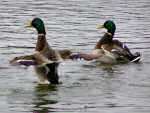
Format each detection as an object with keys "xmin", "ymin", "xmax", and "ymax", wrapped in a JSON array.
[
  {"xmin": 32, "ymin": 84, "xmax": 58, "ymax": 113},
  {"xmin": 0, "ymin": 0, "xmax": 150, "ymax": 113}
]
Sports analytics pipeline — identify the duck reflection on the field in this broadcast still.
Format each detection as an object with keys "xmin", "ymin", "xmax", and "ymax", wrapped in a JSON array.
[{"xmin": 32, "ymin": 84, "xmax": 58, "ymax": 113}]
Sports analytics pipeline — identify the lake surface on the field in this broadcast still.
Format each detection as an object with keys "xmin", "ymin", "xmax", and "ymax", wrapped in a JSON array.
[{"xmin": 0, "ymin": 0, "xmax": 150, "ymax": 113}]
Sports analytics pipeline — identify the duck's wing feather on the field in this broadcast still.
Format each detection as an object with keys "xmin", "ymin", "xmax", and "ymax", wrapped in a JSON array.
[
  {"xmin": 10, "ymin": 52, "xmax": 60, "ymax": 66},
  {"xmin": 15, "ymin": 59, "xmax": 37, "ymax": 66},
  {"xmin": 57, "ymin": 49, "xmax": 72, "ymax": 59},
  {"xmin": 10, "ymin": 54, "xmax": 35, "ymax": 65}
]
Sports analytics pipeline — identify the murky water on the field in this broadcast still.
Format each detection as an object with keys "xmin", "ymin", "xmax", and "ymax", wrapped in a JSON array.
[{"xmin": 0, "ymin": 0, "xmax": 150, "ymax": 113}]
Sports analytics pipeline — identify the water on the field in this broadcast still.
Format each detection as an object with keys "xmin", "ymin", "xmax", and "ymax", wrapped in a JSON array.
[{"xmin": 0, "ymin": 0, "xmax": 150, "ymax": 113}]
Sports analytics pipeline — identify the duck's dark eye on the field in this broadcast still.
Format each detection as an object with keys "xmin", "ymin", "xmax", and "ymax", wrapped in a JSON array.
[
  {"xmin": 31, "ymin": 19, "xmax": 37, "ymax": 27},
  {"xmin": 14, "ymin": 57, "xmax": 18, "ymax": 60}
]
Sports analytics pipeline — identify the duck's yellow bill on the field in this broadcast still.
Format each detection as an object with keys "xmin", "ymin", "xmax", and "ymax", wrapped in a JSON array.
[
  {"xmin": 96, "ymin": 24, "xmax": 104, "ymax": 29},
  {"xmin": 25, "ymin": 20, "xmax": 32, "ymax": 27}
]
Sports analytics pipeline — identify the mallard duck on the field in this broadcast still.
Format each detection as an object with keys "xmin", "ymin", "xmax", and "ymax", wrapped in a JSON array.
[
  {"xmin": 96, "ymin": 20, "xmax": 141, "ymax": 62},
  {"xmin": 10, "ymin": 18, "xmax": 72, "ymax": 84},
  {"xmin": 26, "ymin": 18, "xmax": 72, "ymax": 60},
  {"xmin": 70, "ymin": 20, "xmax": 141, "ymax": 64}
]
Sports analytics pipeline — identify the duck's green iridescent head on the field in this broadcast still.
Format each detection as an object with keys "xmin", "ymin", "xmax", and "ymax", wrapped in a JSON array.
[
  {"xmin": 97, "ymin": 20, "xmax": 116, "ymax": 36},
  {"xmin": 26, "ymin": 18, "xmax": 46, "ymax": 34}
]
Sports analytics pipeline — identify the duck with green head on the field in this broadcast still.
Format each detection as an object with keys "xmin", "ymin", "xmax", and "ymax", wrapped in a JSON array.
[
  {"xmin": 70, "ymin": 20, "xmax": 141, "ymax": 63},
  {"xmin": 10, "ymin": 18, "xmax": 72, "ymax": 84}
]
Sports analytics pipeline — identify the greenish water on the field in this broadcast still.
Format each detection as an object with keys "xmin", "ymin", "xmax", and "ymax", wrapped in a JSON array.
[{"xmin": 0, "ymin": 0, "xmax": 150, "ymax": 113}]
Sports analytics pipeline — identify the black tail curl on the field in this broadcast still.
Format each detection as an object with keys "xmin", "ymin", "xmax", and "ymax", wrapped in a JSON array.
[{"xmin": 46, "ymin": 62, "xmax": 59, "ymax": 84}]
